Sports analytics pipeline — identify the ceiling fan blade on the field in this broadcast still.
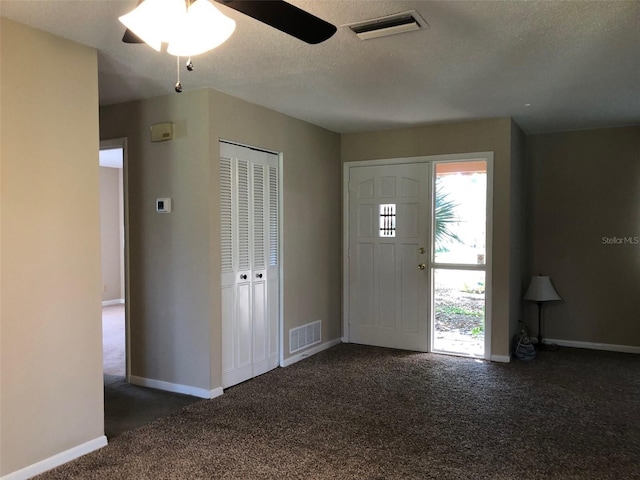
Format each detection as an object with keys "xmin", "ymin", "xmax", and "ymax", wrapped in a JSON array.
[
  {"xmin": 122, "ymin": 28, "xmax": 144, "ymax": 44},
  {"xmin": 121, "ymin": 0, "xmax": 145, "ymax": 43},
  {"xmin": 215, "ymin": 0, "xmax": 336, "ymax": 44}
]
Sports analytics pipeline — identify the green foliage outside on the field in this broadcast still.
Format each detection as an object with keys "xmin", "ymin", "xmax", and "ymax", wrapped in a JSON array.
[
  {"xmin": 471, "ymin": 324, "xmax": 484, "ymax": 337},
  {"xmin": 435, "ymin": 305, "xmax": 483, "ymax": 318},
  {"xmin": 435, "ymin": 181, "xmax": 462, "ymax": 250}
]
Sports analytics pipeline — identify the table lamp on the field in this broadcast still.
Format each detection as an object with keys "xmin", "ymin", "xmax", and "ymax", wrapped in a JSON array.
[{"xmin": 523, "ymin": 275, "xmax": 561, "ymax": 348}]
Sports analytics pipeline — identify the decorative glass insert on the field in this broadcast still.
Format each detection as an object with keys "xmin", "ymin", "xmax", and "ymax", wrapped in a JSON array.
[{"xmin": 379, "ymin": 204, "xmax": 396, "ymax": 237}]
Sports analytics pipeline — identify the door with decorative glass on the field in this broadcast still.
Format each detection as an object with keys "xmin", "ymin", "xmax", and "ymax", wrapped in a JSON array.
[
  {"xmin": 219, "ymin": 141, "xmax": 279, "ymax": 388},
  {"xmin": 347, "ymin": 163, "xmax": 430, "ymax": 351},
  {"xmin": 345, "ymin": 155, "xmax": 491, "ymax": 359}
]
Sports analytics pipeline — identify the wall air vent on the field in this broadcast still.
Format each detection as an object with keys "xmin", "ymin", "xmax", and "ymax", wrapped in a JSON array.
[
  {"xmin": 290, "ymin": 320, "xmax": 321, "ymax": 354},
  {"xmin": 346, "ymin": 10, "xmax": 428, "ymax": 40}
]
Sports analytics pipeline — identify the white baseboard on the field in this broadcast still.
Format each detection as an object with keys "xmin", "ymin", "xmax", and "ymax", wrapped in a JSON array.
[
  {"xmin": 281, "ymin": 337, "xmax": 342, "ymax": 367},
  {"xmin": 101, "ymin": 299, "xmax": 124, "ymax": 307},
  {"xmin": 129, "ymin": 375, "xmax": 223, "ymax": 399},
  {"xmin": 1, "ymin": 436, "xmax": 107, "ymax": 480},
  {"xmin": 544, "ymin": 338, "xmax": 640, "ymax": 354},
  {"xmin": 490, "ymin": 354, "xmax": 511, "ymax": 363}
]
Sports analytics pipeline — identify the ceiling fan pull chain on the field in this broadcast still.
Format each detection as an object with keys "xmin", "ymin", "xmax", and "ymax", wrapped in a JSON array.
[
  {"xmin": 186, "ymin": 57, "xmax": 194, "ymax": 72},
  {"xmin": 175, "ymin": 55, "xmax": 183, "ymax": 93}
]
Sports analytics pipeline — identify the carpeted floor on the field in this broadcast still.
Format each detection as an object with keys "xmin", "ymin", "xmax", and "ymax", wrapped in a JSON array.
[
  {"xmin": 102, "ymin": 304, "xmax": 125, "ymax": 377},
  {"xmin": 102, "ymin": 304, "xmax": 201, "ymax": 438},
  {"xmin": 38, "ymin": 344, "xmax": 639, "ymax": 479},
  {"xmin": 104, "ymin": 374, "xmax": 201, "ymax": 439}
]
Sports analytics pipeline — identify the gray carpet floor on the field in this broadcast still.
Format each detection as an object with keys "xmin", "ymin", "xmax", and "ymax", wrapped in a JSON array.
[
  {"xmin": 102, "ymin": 304, "xmax": 125, "ymax": 377},
  {"xmin": 38, "ymin": 344, "xmax": 639, "ymax": 479},
  {"xmin": 104, "ymin": 374, "xmax": 201, "ymax": 439},
  {"xmin": 102, "ymin": 304, "xmax": 200, "ymax": 439}
]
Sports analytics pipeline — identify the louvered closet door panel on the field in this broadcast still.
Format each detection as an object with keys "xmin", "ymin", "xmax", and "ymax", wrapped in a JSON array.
[
  {"xmin": 236, "ymin": 157, "xmax": 251, "ymax": 274},
  {"xmin": 234, "ymin": 153, "xmax": 254, "ymax": 384},
  {"xmin": 266, "ymin": 159, "xmax": 280, "ymax": 366},
  {"xmin": 252, "ymin": 161, "xmax": 266, "ymax": 271},
  {"xmin": 220, "ymin": 156, "xmax": 234, "ymax": 276},
  {"xmin": 251, "ymin": 151, "xmax": 268, "ymax": 374},
  {"xmin": 219, "ymin": 153, "xmax": 236, "ymax": 377},
  {"xmin": 221, "ymin": 143, "xmax": 251, "ymax": 387},
  {"xmin": 220, "ymin": 142, "xmax": 279, "ymax": 388}
]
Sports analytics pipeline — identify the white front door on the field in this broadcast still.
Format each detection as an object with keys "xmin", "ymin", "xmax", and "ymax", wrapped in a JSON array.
[{"xmin": 347, "ymin": 163, "xmax": 430, "ymax": 351}]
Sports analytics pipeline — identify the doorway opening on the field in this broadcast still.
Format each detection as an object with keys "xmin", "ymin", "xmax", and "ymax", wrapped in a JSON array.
[
  {"xmin": 431, "ymin": 160, "xmax": 489, "ymax": 358},
  {"xmin": 99, "ymin": 141, "xmax": 127, "ymax": 378},
  {"xmin": 343, "ymin": 153, "xmax": 492, "ymax": 360},
  {"xmin": 99, "ymin": 139, "xmax": 202, "ymax": 439}
]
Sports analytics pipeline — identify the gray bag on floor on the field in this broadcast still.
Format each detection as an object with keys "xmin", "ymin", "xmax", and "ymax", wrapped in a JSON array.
[{"xmin": 513, "ymin": 331, "xmax": 536, "ymax": 360}]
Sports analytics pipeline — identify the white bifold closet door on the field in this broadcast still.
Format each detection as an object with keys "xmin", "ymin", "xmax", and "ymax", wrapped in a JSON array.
[{"xmin": 220, "ymin": 142, "xmax": 279, "ymax": 389}]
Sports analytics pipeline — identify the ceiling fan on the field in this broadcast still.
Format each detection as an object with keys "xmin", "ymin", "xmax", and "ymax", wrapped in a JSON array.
[{"xmin": 122, "ymin": 0, "xmax": 337, "ymax": 46}]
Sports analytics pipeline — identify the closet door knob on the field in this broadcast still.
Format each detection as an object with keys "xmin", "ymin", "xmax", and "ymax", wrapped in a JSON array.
[
  {"xmin": 256, "ymin": 273, "xmax": 263, "ymax": 279},
  {"xmin": 240, "ymin": 274, "xmax": 247, "ymax": 280}
]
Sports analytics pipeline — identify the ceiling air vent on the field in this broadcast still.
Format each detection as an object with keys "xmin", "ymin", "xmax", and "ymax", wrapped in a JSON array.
[{"xmin": 347, "ymin": 10, "xmax": 428, "ymax": 40}]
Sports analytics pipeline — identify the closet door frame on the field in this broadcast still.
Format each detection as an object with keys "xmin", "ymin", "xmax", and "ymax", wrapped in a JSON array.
[{"xmin": 219, "ymin": 140, "xmax": 283, "ymax": 387}]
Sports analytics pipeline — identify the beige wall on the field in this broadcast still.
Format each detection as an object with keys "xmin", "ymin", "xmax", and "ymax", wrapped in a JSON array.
[
  {"xmin": 0, "ymin": 18, "xmax": 103, "ymax": 476},
  {"xmin": 99, "ymin": 88, "xmax": 342, "ymax": 391},
  {"xmin": 100, "ymin": 90, "xmax": 213, "ymax": 390},
  {"xmin": 509, "ymin": 121, "xmax": 529, "ymax": 343},
  {"xmin": 526, "ymin": 126, "xmax": 640, "ymax": 346},
  {"xmin": 341, "ymin": 118, "xmax": 519, "ymax": 358},
  {"xmin": 100, "ymin": 166, "xmax": 123, "ymax": 302},
  {"xmin": 208, "ymin": 89, "xmax": 342, "ymax": 386}
]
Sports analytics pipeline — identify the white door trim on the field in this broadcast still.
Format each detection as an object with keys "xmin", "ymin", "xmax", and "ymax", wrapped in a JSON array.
[
  {"xmin": 219, "ymin": 139, "xmax": 284, "ymax": 368},
  {"xmin": 428, "ymin": 156, "xmax": 494, "ymax": 360},
  {"xmin": 343, "ymin": 152, "xmax": 494, "ymax": 359},
  {"xmin": 277, "ymin": 152, "xmax": 285, "ymax": 367}
]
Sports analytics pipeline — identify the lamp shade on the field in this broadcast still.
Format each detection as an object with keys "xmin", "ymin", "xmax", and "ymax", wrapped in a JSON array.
[
  {"xmin": 119, "ymin": 0, "xmax": 186, "ymax": 51},
  {"xmin": 167, "ymin": 0, "xmax": 236, "ymax": 56},
  {"xmin": 523, "ymin": 276, "xmax": 561, "ymax": 302}
]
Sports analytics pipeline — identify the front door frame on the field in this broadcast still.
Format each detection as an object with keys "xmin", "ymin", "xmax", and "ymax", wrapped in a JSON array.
[{"xmin": 343, "ymin": 152, "xmax": 494, "ymax": 360}]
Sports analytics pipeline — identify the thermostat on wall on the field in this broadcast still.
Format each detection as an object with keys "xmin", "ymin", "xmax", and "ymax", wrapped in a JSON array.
[{"xmin": 156, "ymin": 198, "xmax": 172, "ymax": 213}]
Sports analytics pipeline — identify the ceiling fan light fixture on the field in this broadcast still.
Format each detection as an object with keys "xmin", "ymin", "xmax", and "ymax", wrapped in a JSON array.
[
  {"xmin": 167, "ymin": 0, "xmax": 236, "ymax": 57},
  {"xmin": 119, "ymin": 0, "xmax": 187, "ymax": 51}
]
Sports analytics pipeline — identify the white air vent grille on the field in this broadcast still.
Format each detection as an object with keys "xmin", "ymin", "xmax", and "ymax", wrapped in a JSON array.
[
  {"xmin": 346, "ymin": 10, "xmax": 428, "ymax": 40},
  {"xmin": 290, "ymin": 320, "xmax": 321, "ymax": 354}
]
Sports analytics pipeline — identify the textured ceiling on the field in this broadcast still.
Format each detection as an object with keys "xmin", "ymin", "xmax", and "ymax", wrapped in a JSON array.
[{"xmin": 1, "ymin": 0, "xmax": 638, "ymax": 134}]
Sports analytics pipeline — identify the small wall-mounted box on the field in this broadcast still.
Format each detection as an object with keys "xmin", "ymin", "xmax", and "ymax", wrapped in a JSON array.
[
  {"xmin": 150, "ymin": 122, "xmax": 174, "ymax": 142},
  {"xmin": 156, "ymin": 198, "xmax": 172, "ymax": 213}
]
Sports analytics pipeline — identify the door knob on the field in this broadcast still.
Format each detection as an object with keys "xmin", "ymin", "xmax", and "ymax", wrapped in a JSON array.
[
  {"xmin": 418, "ymin": 263, "xmax": 426, "ymax": 270},
  {"xmin": 256, "ymin": 273, "xmax": 263, "ymax": 279},
  {"xmin": 240, "ymin": 274, "xmax": 247, "ymax": 280}
]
